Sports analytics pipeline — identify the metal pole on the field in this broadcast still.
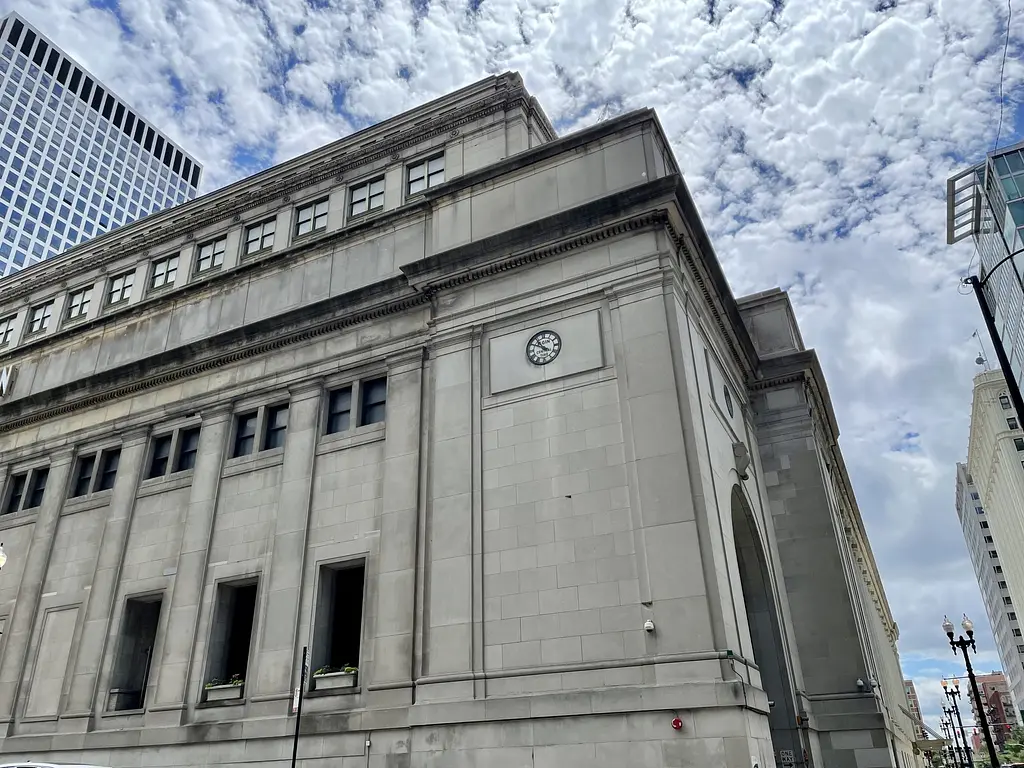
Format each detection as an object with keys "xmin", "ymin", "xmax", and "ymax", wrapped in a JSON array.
[
  {"xmin": 950, "ymin": 692, "xmax": 972, "ymax": 766},
  {"xmin": 290, "ymin": 646, "xmax": 308, "ymax": 768},
  {"xmin": 969, "ymin": 275, "xmax": 1024, "ymax": 417},
  {"xmin": 962, "ymin": 643, "xmax": 1001, "ymax": 768},
  {"xmin": 946, "ymin": 707, "xmax": 966, "ymax": 767}
]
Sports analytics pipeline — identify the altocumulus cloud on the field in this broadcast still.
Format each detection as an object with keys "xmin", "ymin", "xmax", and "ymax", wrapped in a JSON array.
[{"xmin": 2, "ymin": 0, "xmax": 1022, "ymax": 734}]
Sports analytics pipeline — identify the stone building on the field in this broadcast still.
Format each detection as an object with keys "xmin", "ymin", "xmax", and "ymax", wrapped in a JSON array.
[{"xmin": 0, "ymin": 72, "xmax": 917, "ymax": 768}]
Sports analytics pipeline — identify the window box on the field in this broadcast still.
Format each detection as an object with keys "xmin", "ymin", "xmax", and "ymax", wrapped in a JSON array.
[
  {"xmin": 312, "ymin": 667, "xmax": 357, "ymax": 692},
  {"xmin": 106, "ymin": 687, "xmax": 142, "ymax": 712},
  {"xmin": 204, "ymin": 679, "xmax": 244, "ymax": 702}
]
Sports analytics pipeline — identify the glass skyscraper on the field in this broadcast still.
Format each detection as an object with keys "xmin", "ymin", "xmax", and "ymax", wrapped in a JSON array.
[
  {"xmin": 0, "ymin": 12, "xmax": 202, "ymax": 277},
  {"xmin": 949, "ymin": 141, "xmax": 1024, "ymax": 412}
]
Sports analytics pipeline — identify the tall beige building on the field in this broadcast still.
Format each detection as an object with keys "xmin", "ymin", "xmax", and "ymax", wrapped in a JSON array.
[
  {"xmin": 0, "ymin": 72, "xmax": 920, "ymax": 768},
  {"xmin": 964, "ymin": 370, "xmax": 1024, "ymax": 717}
]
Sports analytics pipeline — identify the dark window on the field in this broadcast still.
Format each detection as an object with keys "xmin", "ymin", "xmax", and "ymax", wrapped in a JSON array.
[
  {"xmin": 1011, "ymin": 612, "xmax": 1018, "ymax": 622},
  {"xmin": 163, "ymin": 142, "xmax": 173, "ymax": 165},
  {"xmin": 986, "ymin": 535, "xmax": 995, "ymax": 543},
  {"xmin": 1000, "ymin": 581, "xmax": 1008, "ymax": 589},
  {"xmin": 57, "ymin": 59, "xmax": 70, "ymax": 85},
  {"xmin": 143, "ymin": 127, "xmax": 154, "ymax": 152},
  {"xmin": 19, "ymin": 29, "xmax": 35, "ymax": 56},
  {"xmin": 982, "ymin": 521, "xmax": 990, "ymax": 528},
  {"xmin": 172, "ymin": 151, "xmax": 182, "ymax": 174},
  {"xmin": 44, "ymin": 49, "xmax": 59, "ymax": 76},
  {"xmin": 3, "ymin": 472, "xmax": 26, "ymax": 515},
  {"xmin": 996, "ymin": 565, "xmax": 1004, "ymax": 573},
  {"xmin": 148, "ymin": 434, "xmax": 172, "ymax": 478},
  {"xmin": 1001, "ymin": 394, "xmax": 1012, "ymax": 409},
  {"xmin": 360, "ymin": 378, "xmax": 387, "ymax": 426},
  {"xmin": 96, "ymin": 449, "xmax": 121, "ymax": 492},
  {"xmin": 1007, "ymin": 597, "xmax": 1015, "ymax": 606},
  {"xmin": 133, "ymin": 118, "xmax": 144, "ymax": 143},
  {"xmin": 32, "ymin": 39, "xmax": 47, "ymax": 66},
  {"xmin": 326, "ymin": 387, "xmax": 352, "ymax": 434},
  {"xmin": 971, "ymin": 492, "xmax": 980, "ymax": 500},
  {"xmin": 90, "ymin": 85, "xmax": 104, "ymax": 111},
  {"xmin": 71, "ymin": 455, "xmax": 96, "ymax": 498},
  {"xmin": 991, "ymin": 550, "xmax": 1000, "ymax": 558},
  {"xmin": 1009, "ymin": 418, "xmax": 1019, "ymax": 430},
  {"xmin": 1016, "ymin": 438, "xmax": 1024, "ymax": 451},
  {"xmin": 263, "ymin": 405, "xmax": 289, "ymax": 450},
  {"xmin": 102, "ymin": 94, "xmax": 114, "ymax": 120},
  {"xmin": 312, "ymin": 561, "xmax": 365, "ymax": 679},
  {"xmin": 175, "ymin": 427, "xmax": 201, "ymax": 472},
  {"xmin": 69, "ymin": 67, "xmax": 82, "ymax": 93},
  {"xmin": 233, "ymin": 412, "xmax": 257, "ymax": 457},
  {"xmin": 206, "ymin": 581, "xmax": 258, "ymax": 688},
  {"xmin": 154, "ymin": 136, "xmax": 164, "ymax": 159},
  {"xmin": 113, "ymin": 103, "xmax": 125, "ymax": 127},
  {"xmin": 183, "ymin": 158, "xmax": 192, "ymax": 183},
  {"xmin": 1014, "ymin": 628, "xmax": 1022, "ymax": 637},
  {"xmin": 8, "ymin": 18, "xmax": 23, "ymax": 46},
  {"xmin": 109, "ymin": 595, "xmax": 162, "ymax": 711},
  {"xmin": 25, "ymin": 467, "xmax": 48, "ymax": 509},
  {"xmin": 80, "ymin": 76, "xmax": 93, "ymax": 101},
  {"xmin": 190, "ymin": 164, "xmax": 201, "ymax": 187}
]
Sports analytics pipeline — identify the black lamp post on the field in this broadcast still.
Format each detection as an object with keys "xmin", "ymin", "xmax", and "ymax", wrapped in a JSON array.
[
  {"xmin": 944, "ymin": 614, "xmax": 1001, "ymax": 768},
  {"xmin": 940, "ymin": 718, "xmax": 957, "ymax": 768},
  {"xmin": 944, "ymin": 705, "xmax": 967, "ymax": 766},
  {"xmin": 943, "ymin": 678, "xmax": 973, "ymax": 766}
]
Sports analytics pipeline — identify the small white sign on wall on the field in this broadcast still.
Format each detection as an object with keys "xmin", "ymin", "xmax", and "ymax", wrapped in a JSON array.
[
  {"xmin": 779, "ymin": 749, "xmax": 795, "ymax": 767},
  {"xmin": 0, "ymin": 364, "xmax": 14, "ymax": 399}
]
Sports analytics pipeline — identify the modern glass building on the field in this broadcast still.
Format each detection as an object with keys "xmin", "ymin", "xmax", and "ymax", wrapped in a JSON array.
[
  {"xmin": 949, "ymin": 141, "xmax": 1024, "ymax": 414},
  {"xmin": 0, "ymin": 12, "xmax": 202, "ymax": 277}
]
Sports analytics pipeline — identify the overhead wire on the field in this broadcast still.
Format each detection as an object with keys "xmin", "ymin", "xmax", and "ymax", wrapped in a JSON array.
[{"xmin": 994, "ymin": 0, "xmax": 1013, "ymax": 151}]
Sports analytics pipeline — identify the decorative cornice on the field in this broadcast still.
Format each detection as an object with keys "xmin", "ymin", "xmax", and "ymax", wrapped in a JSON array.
[{"xmin": 1, "ymin": 82, "xmax": 541, "ymax": 306}]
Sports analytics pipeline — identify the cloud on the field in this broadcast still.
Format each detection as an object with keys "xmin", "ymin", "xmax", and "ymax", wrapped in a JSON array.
[{"xmin": 2, "ymin": 0, "xmax": 1022, "ymax": 710}]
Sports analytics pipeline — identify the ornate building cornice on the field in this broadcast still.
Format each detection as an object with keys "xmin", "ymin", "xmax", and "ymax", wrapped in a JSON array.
[{"xmin": 0, "ymin": 75, "xmax": 548, "ymax": 305}]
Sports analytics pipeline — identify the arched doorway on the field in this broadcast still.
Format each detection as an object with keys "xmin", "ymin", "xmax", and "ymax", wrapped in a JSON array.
[{"xmin": 732, "ymin": 485, "xmax": 803, "ymax": 766}]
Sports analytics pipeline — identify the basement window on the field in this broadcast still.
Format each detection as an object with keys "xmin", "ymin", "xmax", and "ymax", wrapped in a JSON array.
[
  {"xmin": 312, "ymin": 561, "xmax": 365, "ymax": 687},
  {"xmin": 108, "ymin": 595, "xmax": 162, "ymax": 711},
  {"xmin": 205, "ymin": 580, "xmax": 258, "ymax": 694}
]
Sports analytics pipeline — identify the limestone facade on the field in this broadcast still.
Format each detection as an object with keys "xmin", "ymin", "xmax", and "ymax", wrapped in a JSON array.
[{"xmin": 0, "ymin": 72, "xmax": 915, "ymax": 768}]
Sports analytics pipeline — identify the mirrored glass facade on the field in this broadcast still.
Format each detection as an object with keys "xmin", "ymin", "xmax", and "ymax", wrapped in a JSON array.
[{"xmin": 0, "ymin": 13, "xmax": 202, "ymax": 277}]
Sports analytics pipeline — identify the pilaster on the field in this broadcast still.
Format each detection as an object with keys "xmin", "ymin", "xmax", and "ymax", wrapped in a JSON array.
[
  {"xmin": 151, "ymin": 407, "xmax": 232, "ymax": 714},
  {"xmin": 0, "ymin": 448, "xmax": 74, "ymax": 731}
]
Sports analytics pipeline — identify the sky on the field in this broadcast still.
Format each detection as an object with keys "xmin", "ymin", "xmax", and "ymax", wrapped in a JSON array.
[{"xmin": 1, "ymin": 0, "xmax": 1022, "ymax": 740}]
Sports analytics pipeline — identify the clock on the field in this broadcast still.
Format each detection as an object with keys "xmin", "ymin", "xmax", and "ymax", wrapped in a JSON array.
[{"xmin": 526, "ymin": 330, "xmax": 561, "ymax": 365}]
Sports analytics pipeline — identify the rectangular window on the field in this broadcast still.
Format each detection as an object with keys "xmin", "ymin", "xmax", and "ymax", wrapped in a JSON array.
[
  {"xmin": 0, "ymin": 314, "xmax": 15, "ymax": 345},
  {"xmin": 996, "ymin": 565, "xmax": 1004, "ymax": 573},
  {"xmin": 148, "ymin": 434, "xmax": 172, "ymax": 478},
  {"xmin": 991, "ymin": 550, "xmax": 1000, "ymax": 558},
  {"xmin": 1011, "ymin": 612, "xmax": 1018, "ymax": 622},
  {"xmin": 150, "ymin": 254, "xmax": 178, "ymax": 289},
  {"xmin": 971, "ymin": 492, "xmax": 981, "ymax": 500},
  {"xmin": 96, "ymin": 448, "xmax": 121, "ymax": 491},
  {"xmin": 245, "ymin": 218, "xmax": 275, "ymax": 255},
  {"xmin": 986, "ymin": 535, "xmax": 995, "ymax": 543},
  {"xmin": 1000, "ymin": 580, "xmax": 1008, "ymax": 589},
  {"xmin": 349, "ymin": 178, "xmax": 384, "ymax": 217},
  {"xmin": 263, "ymin": 405, "xmax": 289, "ymax": 450},
  {"xmin": 175, "ymin": 427, "xmax": 201, "ymax": 472},
  {"xmin": 71, "ymin": 454, "xmax": 95, "ymax": 498},
  {"xmin": 195, "ymin": 237, "xmax": 225, "ymax": 273},
  {"xmin": 407, "ymin": 154, "xmax": 444, "ymax": 195},
  {"xmin": 24, "ymin": 467, "xmax": 48, "ymax": 509},
  {"xmin": 981, "ymin": 521, "xmax": 990, "ymax": 528},
  {"xmin": 326, "ymin": 387, "xmax": 352, "ymax": 434},
  {"xmin": 1001, "ymin": 394, "xmax": 1012, "ymax": 409},
  {"xmin": 1016, "ymin": 438, "xmax": 1024, "ymax": 451},
  {"xmin": 1007, "ymin": 596, "xmax": 1015, "ymax": 606},
  {"xmin": 108, "ymin": 595, "xmax": 162, "ymax": 711},
  {"xmin": 2, "ymin": 472, "xmax": 26, "ymax": 514},
  {"xmin": 294, "ymin": 198, "xmax": 328, "ymax": 237},
  {"xmin": 1010, "ymin": 417, "xmax": 1019, "ymax": 430},
  {"xmin": 312, "ymin": 561, "xmax": 365, "ymax": 681},
  {"xmin": 1015, "ymin": 628, "xmax": 1022, "ymax": 637},
  {"xmin": 1018, "ymin": 645, "xmax": 1024, "ymax": 654},
  {"xmin": 205, "ymin": 581, "xmax": 258, "ymax": 689},
  {"xmin": 28, "ymin": 301, "xmax": 52, "ymax": 333},
  {"xmin": 107, "ymin": 270, "xmax": 134, "ymax": 305},
  {"xmin": 360, "ymin": 378, "xmax": 387, "ymax": 426},
  {"xmin": 233, "ymin": 412, "xmax": 258, "ymax": 457},
  {"xmin": 65, "ymin": 285, "xmax": 91, "ymax": 319}
]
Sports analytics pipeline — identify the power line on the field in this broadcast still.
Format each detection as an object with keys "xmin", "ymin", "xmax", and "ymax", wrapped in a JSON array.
[{"xmin": 994, "ymin": 0, "xmax": 1013, "ymax": 151}]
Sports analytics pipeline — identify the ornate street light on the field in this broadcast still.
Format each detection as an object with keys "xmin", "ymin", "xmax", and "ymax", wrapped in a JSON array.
[
  {"xmin": 942, "ymin": 678, "xmax": 972, "ymax": 766},
  {"xmin": 943, "ymin": 615, "xmax": 1000, "ymax": 768}
]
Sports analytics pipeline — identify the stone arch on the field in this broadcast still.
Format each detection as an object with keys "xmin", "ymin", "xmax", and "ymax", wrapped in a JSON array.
[{"xmin": 731, "ymin": 485, "xmax": 804, "ymax": 766}]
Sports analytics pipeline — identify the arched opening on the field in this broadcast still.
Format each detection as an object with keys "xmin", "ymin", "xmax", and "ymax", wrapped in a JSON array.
[{"xmin": 731, "ymin": 485, "xmax": 803, "ymax": 765}]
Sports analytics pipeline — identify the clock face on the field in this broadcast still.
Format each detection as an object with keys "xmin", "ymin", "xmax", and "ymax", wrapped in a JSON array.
[{"xmin": 526, "ymin": 330, "xmax": 561, "ymax": 365}]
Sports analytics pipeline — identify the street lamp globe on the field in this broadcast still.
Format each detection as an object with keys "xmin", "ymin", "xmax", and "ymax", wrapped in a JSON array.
[
  {"xmin": 941, "ymin": 679, "xmax": 948, "ymax": 690},
  {"xmin": 943, "ymin": 616, "xmax": 955, "ymax": 637},
  {"xmin": 962, "ymin": 615, "xmax": 975, "ymax": 636}
]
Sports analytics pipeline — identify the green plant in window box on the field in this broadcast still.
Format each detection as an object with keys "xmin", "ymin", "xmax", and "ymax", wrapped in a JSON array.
[
  {"xmin": 205, "ymin": 673, "xmax": 244, "ymax": 689},
  {"xmin": 312, "ymin": 664, "xmax": 358, "ymax": 691}
]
